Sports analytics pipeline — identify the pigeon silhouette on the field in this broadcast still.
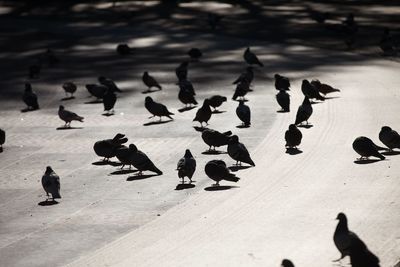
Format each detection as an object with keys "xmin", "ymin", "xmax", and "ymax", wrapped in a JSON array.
[
  {"xmin": 295, "ymin": 97, "xmax": 313, "ymax": 125},
  {"xmin": 94, "ymin": 133, "xmax": 128, "ymax": 161},
  {"xmin": 310, "ymin": 79, "xmax": 340, "ymax": 95},
  {"xmin": 99, "ymin": 76, "xmax": 122, "ymax": 93},
  {"xmin": 379, "ymin": 126, "xmax": 400, "ymax": 151},
  {"xmin": 143, "ymin": 71, "xmax": 162, "ymax": 92},
  {"xmin": 233, "ymin": 67, "xmax": 254, "ymax": 85},
  {"xmin": 41, "ymin": 166, "xmax": 61, "ymax": 200},
  {"xmin": 205, "ymin": 160, "xmax": 239, "ymax": 186},
  {"xmin": 176, "ymin": 149, "xmax": 196, "ymax": 183},
  {"xmin": 58, "ymin": 105, "xmax": 84, "ymax": 127},
  {"xmin": 0, "ymin": 128, "xmax": 5, "ymax": 152},
  {"xmin": 23, "ymin": 83, "xmax": 39, "ymax": 110},
  {"xmin": 62, "ymin": 82, "xmax": 77, "ymax": 97},
  {"xmin": 115, "ymin": 145, "xmax": 133, "ymax": 169},
  {"xmin": 29, "ymin": 63, "xmax": 41, "ymax": 79},
  {"xmin": 232, "ymin": 80, "xmax": 250, "ymax": 101},
  {"xmin": 145, "ymin": 96, "xmax": 174, "ymax": 121},
  {"xmin": 276, "ymin": 90, "xmax": 290, "ymax": 112},
  {"xmin": 193, "ymin": 99, "xmax": 212, "ymax": 127},
  {"xmin": 207, "ymin": 95, "xmax": 227, "ymax": 111},
  {"xmin": 228, "ymin": 135, "xmax": 255, "ymax": 166},
  {"xmin": 274, "ymin": 74, "xmax": 290, "ymax": 91},
  {"xmin": 285, "ymin": 124, "xmax": 302, "ymax": 149},
  {"xmin": 116, "ymin": 43, "xmax": 134, "ymax": 55},
  {"xmin": 86, "ymin": 84, "xmax": 108, "ymax": 99},
  {"xmin": 201, "ymin": 129, "xmax": 232, "ymax": 151},
  {"xmin": 244, "ymin": 47, "xmax": 263, "ymax": 67},
  {"xmin": 103, "ymin": 89, "xmax": 117, "ymax": 114},
  {"xmin": 349, "ymin": 235, "xmax": 381, "ymax": 267},
  {"xmin": 236, "ymin": 100, "xmax": 251, "ymax": 127},
  {"xmin": 128, "ymin": 144, "xmax": 163, "ymax": 175},
  {"xmin": 281, "ymin": 259, "xmax": 295, "ymax": 267},
  {"xmin": 175, "ymin": 61, "xmax": 189, "ymax": 82},
  {"xmin": 301, "ymin": 80, "xmax": 325, "ymax": 101},
  {"xmin": 178, "ymin": 79, "xmax": 197, "ymax": 107},
  {"xmin": 352, "ymin": 136, "xmax": 385, "ymax": 160},
  {"xmin": 188, "ymin": 48, "xmax": 202, "ymax": 61},
  {"xmin": 380, "ymin": 28, "xmax": 397, "ymax": 56}
]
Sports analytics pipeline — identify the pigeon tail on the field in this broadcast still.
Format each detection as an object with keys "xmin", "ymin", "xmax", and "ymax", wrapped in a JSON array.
[
  {"xmin": 248, "ymin": 158, "xmax": 255, "ymax": 166},
  {"xmin": 153, "ymin": 167, "xmax": 163, "ymax": 175},
  {"xmin": 76, "ymin": 116, "xmax": 84, "ymax": 122},
  {"xmin": 257, "ymin": 61, "xmax": 264, "ymax": 67},
  {"xmin": 222, "ymin": 131, "xmax": 232, "ymax": 136},
  {"xmin": 52, "ymin": 192, "xmax": 61, "ymax": 199},
  {"xmin": 225, "ymin": 174, "xmax": 239, "ymax": 183}
]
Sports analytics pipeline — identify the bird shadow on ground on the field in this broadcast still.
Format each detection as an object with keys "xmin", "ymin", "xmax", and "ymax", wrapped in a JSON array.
[
  {"xmin": 84, "ymin": 99, "xmax": 102, "ymax": 104},
  {"xmin": 353, "ymin": 159, "xmax": 383, "ymax": 164},
  {"xmin": 298, "ymin": 124, "xmax": 313, "ymax": 129},
  {"xmin": 175, "ymin": 183, "xmax": 196, "ymax": 190},
  {"xmin": 0, "ymin": 147, "xmax": 3, "ymax": 153},
  {"xmin": 233, "ymin": 99, "xmax": 249, "ymax": 102},
  {"xmin": 20, "ymin": 108, "xmax": 39, "ymax": 113},
  {"xmin": 61, "ymin": 96, "xmax": 75, "ymax": 101},
  {"xmin": 324, "ymin": 96, "xmax": 340, "ymax": 100},
  {"xmin": 212, "ymin": 110, "xmax": 226, "ymax": 114},
  {"xmin": 143, "ymin": 119, "xmax": 173, "ymax": 126},
  {"xmin": 277, "ymin": 110, "xmax": 290, "ymax": 113},
  {"xmin": 204, "ymin": 185, "xmax": 239, "ymax": 191},
  {"xmin": 311, "ymin": 101, "xmax": 324, "ymax": 105},
  {"xmin": 229, "ymin": 165, "xmax": 251, "ymax": 172},
  {"xmin": 236, "ymin": 124, "xmax": 250, "ymax": 129},
  {"xmin": 141, "ymin": 89, "xmax": 161, "ymax": 94},
  {"xmin": 102, "ymin": 113, "xmax": 114, "ymax": 117},
  {"xmin": 193, "ymin": 126, "xmax": 208, "ymax": 132},
  {"xmin": 38, "ymin": 200, "xmax": 59, "ymax": 206},
  {"xmin": 178, "ymin": 106, "xmax": 196, "ymax": 113},
  {"xmin": 202, "ymin": 150, "xmax": 226, "ymax": 155},
  {"xmin": 92, "ymin": 160, "xmax": 122, "ymax": 166},
  {"xmin": 56, "ymin": 126, "xmax": 83, "ymax": 130},
  {"xmin": 110, "ymin": 169, "xmax": 138, "ymax": 175},
  {"xmin": 126, "ymin": 173, "xmax": 159, "ymax": 181},
  {"xmin": 286, "ymin": 147, "xmax": 303, "ymax": 155},
  {"xmin": 382, "ymin": 150, "xmax": 400, "ymax": 156}
]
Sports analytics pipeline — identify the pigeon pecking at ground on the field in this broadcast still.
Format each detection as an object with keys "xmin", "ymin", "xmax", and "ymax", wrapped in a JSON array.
[
  {"xmin": 103, "ymin": 88, "xmax": 117, "ymax": 115},
  {"xmin": 99, "ymin": 76, "xmax": 122, "ymax": 93},
  {"xmin": 58, "ymin": 105, "xmax": 84, "ymax": 127},
  {"xmin": 0, "ymin": 128, "xmax": 5, "ymax": 152},
  {"xmin": 274, "ymin": 74, "xmax": 290, "ymax": 91},
  {"xmin": 127, "ymin": 144, "xmax": 163, "ymax": 176},
  {"xmin": 285, "ymin": 124, "xmax": 302, "ymax": 149},
  {"xmin": 207, "ymin": 95, "xmax": 227, "ymax": 112},
  {"xmin": 233, "ymin": 66, "xmax": 254, "ymax": 85},
  {"xmin": 201, "ymin": 128, "xmax": 232, "ymax": 151},
  {"xmin": 41, "ymin": 166, "xmax": 61, "ymax": 201},
  {"xmin": 281, "ymin": 259, "xmax": 295, "ymax": 267},
  {"xmin": 227, "ymin": 135, "xmax": 255, "ymax": 166},
  {"xmin": 193, "ymin": 99, "xmax": 212, "ymax": 127},
  {"xmin": 116, "ymin": 43, "xmax": 134, "ymax": 55},
  {"xmin": 301, "ymin": 79, "xmax": 325, "ymax": 102},
  {"xmin": 86, "ymin": 83, "xmax": 108, "ymax": 100},
  {"xmin": 187, "ymin": 48, "xmax": 202, "ymax": 61},
  {"xmin": 310, "ymin": 79, "xmax": 340, "ymax": 95},
  {"xmin": 379, "ymin": 126, "xmax": 400, "ymax": 151},
  {"xmin": 175, "ymin": 61, "xmax": 189, "ymax": 82},
  {"xmin": 62, "ymin": 82, "xmax": 77, "ymax": 97},
  {"xmin": 178, "ymin": 79, "xmax": 197, "ymax": 108},
  {"xmin": 276, "ymin": 89, "xmax": 290, "ymax": 112},
  {"xmin": 176, "ymin": 149, "xmax": 196, "ymax": 183},
  {"xmin": 236, "ymin": 100, "xmax": 251, "ymax": 127},
  {"xmin": 93, "ymin": 133, "xmax": 128, "ymax": 161},
  {"xmin": 232, "ymin": 80, "xmax": 250, "ymax": 101},
  {"xmin": 145, "ymin": 96, "xmax": 174, "ymax": 121},
  {"xmin": 352, "ymin": 136, "xmax": 386, "ymax": 160},
  {"xmin": 205, "ymin": 160, "xmax": 239, "ymax": 186},
  {"xmin": 22, "ymin": 83, "xmax": 39, "ymax": 110},
  {"xmin": 295, "ymin": 97, "xmax": 313, "ymax": 126},
  {"xmin": 115, "ymin": 145, "xmax": 133, "ymax": 169},
  {"xmin": 243, "ymin": 47, "xmax": 263, "ymax": 67},
  {"xmin": 142, "ymin": 71, "xmax": 162, "ymax": 92}
]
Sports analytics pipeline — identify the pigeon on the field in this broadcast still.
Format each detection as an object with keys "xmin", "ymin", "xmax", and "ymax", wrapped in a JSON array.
[
  {"xmin": 295, "ymin": 97, "xmax": 313, "ymax": 126},
  {"xmin": 193, "ymin": 99, "xmax": 212, "ymax": 127},
  {"xmin": 233, "ymin": 67, "xmax": 254, "ymax": 85},
  {"xmin": 143, "ymin": 71, "xmax": 162, "ymax": 92},
  {"xmin": 145, "ymin": 96, "xmax": 174, "ymax": 121},
  {"xmin": 201, "ymin": 129, "xmax": 232, "ymax": 151},
  {"xmin": 285, "ymin": 124, "xmax": 302, "ymax": 149},
  {"xmin": 62, "ymin": 82, "xmax": 77, "ymax": 97},
  {"xmin": 310, "ymin": 80, "xmax": 340, "ymax": 95},
  {"xmin": 207, "ymin": 13, "xmax": 223, "ymax": 30},
  {"xmin": 301, "ymin": 80, "xmax": 325, "ymax": 101},
  {"xmin": 178, "ymin": 80, "xmax": 197, "ymax": 107},
  {"xmin": 281, "ymin": 259, "xmax": 295, "ymax": 267},
  {"xmin": 29, "ymin": 63, "xmax": 41, "ymax": 79},
  {"xmin": 236, "ymin": 100, "xmax": 251, "ymax": 127},
  {"xmin": 175, "ymin": 61, "xmax": 189, "ymax": 82},
  {"xmin": 128, "ymin": 144, "xmax": 163, "ymax": 175},
  {"xmin": 205, "ymin": 160, "xmax": 239, "ymax": 186},
  {"xmin": 99, "ymin": 76, "xmax": 122, "ymax": 93},
  {"xmin": 0, "ymin": 128, "xmax": 5, "ymax": 152},
  {"xmin": 188, "ymin": 48, "xmax": 202, "ymax": 61},
  {"xmin": 58, "ymin": 105, "xmax": 84, "ymax": 127},
  {"xmin": 41, "ymin": 166, "xmax": 61, "ymax": 200},
  {"xmin": 349, "ymin": 235, "xmax": 381, "ymax": 267},
  {"xmin": 116, "ymin": 43, "xmax": 134, "ymax": 55},
  {"xmin": 94, "ymin": 133, "xmax": 128, "ymax": 161},
  {"xmin": 86, "ymin": 83, "xmax": 108, "ymax": 99},
  {"xmin": 115, "ymin": 145, "xmax": 133, "ymax": 169},
  {"xmin": 232, "ymin": 80, "xmax": 250, "ymax": 101},
  {"xmin": 207, "ymin": 95, "xmax": 227, "ymax": 111},
  {"xmin": 176, "ymin": 149, "xmax": 196, "ymax": 183},
  {"xmin": 352, "ymin": 136, "xmax": 385, "ymax": 160},
  {"xmin": 227, "ymin": 135, "xmax": 255, "ymax": 166},
  {"xmin": 276, "ymin": 90, "xmax": 290, "ymax": 112},
  {"xmin": 244, "ymin": 47, "xmax": 263, "ymax": 67},
  {"xmin": 103, "ymin": 89, "xmax": 117, "ymax": 114},
  {"xmin": 274, "ymin": 74, "xmax": 290, "ymax": 91},
  {"xmin": 379, "ymin": 126, "xmax": 400, "ymax": 151},
  {"xmin": 380, "ymin": 28, "xmax": 397, "ymax": 56},
  {"xmin": 23, "ymin": 83, "xmax": 39, "ymax": 110}
]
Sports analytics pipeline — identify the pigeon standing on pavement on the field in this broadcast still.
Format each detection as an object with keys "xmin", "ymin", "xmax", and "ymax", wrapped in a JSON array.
[
  {"xmin": 103, "ymin": 89, "xmax": 117, "ymax": 114},
  {"xmin": 175, "ymin": 61, "xmax": 189, "ymax": 82},
  {"xmin": 145, "ymin": 96, "xmax": 174, "ymax": 121},
  {"xmin": 58, "ymin": 105, "xmax": 84, "ymax": 127},
  {"xmin": 0, "ymin": 128, "xmax": 5, "ymax": 152},
  {"xmin": 207, "ymin": 95, "xmax": 227, "ymax": 112},
  {"xmin": 295, "ymin": 97, "xmax": 313, "ymax": 126},
  {"xmin": 232, "ymin": 80, "xmax": 250, "ymax": 101},
  {"xmin": 236, "ymin": 100, "xmax": 251, "ymax": 127},
  {"xmin": 176, "ymin": 149, "xmax": 196, "ymax": 183},
  {"xmin": 352, "ymin": 136, "xmax": 385, "ymax": 160},
  {"xmin": 99, "ymin": 76, "xmax": 122, "ymax": 93},
  {"xmin": 94, "ymin": 133, "xmax": 128, "ymax": 161},
  {"xmin": 193, "ymin": 99, "xmax": 212, "ymax": 127},
  {"xmin": 227, "ymin": 135, "xmax": 255, "ymax": 166},
  {"xmin": 142, "ymin": 71, "xmax": 162, "ymax": 92},
  {"xmin": 276, "ymin": 90, "xmax": 290, "ymax": 112},
  {"xmin": 205, "ymin": 160, "xmax": 239, "ymax": 186},
  {"xmin": 23, "ymin": 83, "xmax": 39, "ymax": 110},
  {"xmin": 128, "ymin": 144, "xmax": 163, "ymax": 175},
  {"xmin": 379, "ymin": 126, "xmax": 400, "ymax": 151},
  {"xmin": 285, "ymin": 124, "xmax": 302, "ymax": 149},
  {"xmin": 281, "ymin": 259, "xmax": 295, "ymax": 267},
  {"xmin": 349, "ymin": 236, "xmax": 381, "ymax": 267},
  {"xmin": 310, "ymin": 80, "xmax": 341, "ymax": 95},
  {"xmin": 201, "ymin": 129, "xmax": 232, "ymax": 151},
  {"xmin": 62, "ymin": 82, "xmax": 77, "ymax": 97},
  {"xmin": 86, "ymin": 83, "xmax": 108, "ymax": 100},
  {"xmin": 244, "ymin": 47, "xmax": 263, "ymax": 67},
  {"xmin": 116, "ymin": 43, "xmax": 134, "ymax": 55},
  {"xmin": 115, "ymin": 145, "xmax": 133, "ymax": 169},
  {"xmin": 188, "ymin": 48, "xmax": 202, "ymax": 61},
  {"xmin": 233, "ymin": 67, "xmax": 254, "ymax": 85},
  {"xmin": 178, "ymin": 79, "xmax": 197, "ymax": 108},
  {"xmin": 301, "ymin": 79, "xmax": 325, "ymax": 101},
  {"xmin": 274, "ymin": 74, "xmax": 290, "ymax": 91},
  {"xmin": 41, "ymin": 166, "xmax": 61, "ymax": 201}
]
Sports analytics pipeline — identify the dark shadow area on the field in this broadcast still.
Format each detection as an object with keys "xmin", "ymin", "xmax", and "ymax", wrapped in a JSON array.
[
  {"xmin": 236, "ymin": 124, "xmax": 250, "ymax": 129},
  {"xmin": 21, "ymin": 108, "xmax": 39, "ymax": 113},
  {"xmin": 126, "ymin": 174, "xmax": 159, "ymax": 181},
  {"xmin": 310, "ymin": 101, "xmax": 324, "ymax": 105},
  {"xmin": 286, "ymin": 147, "xmax": 303, "ymax": 155},
  {"xmin": 110, "ymin": 169, "xmax": 138, "ymax": 175},
  {"xmin": 204, "ymin": 185, "xmax": 239, "ymax": 191},
  {"xmin": 102, "ymin": 113, "xmax": 115, "ymax": 117},
  {"xmin": 38, "ymin": 200, "xmax": 59, "ymax": 206},
  {"xmin": 178, "ymin": 106, "xmax": 196, "ymax": 112},
  {"xmin": 297, "ymin": 124, "xmax": 313, "ymax": 129},
  {"xmin": 84, "ymin": 99, "xmax": 103, "ymax": 104},
  {"xmin": 61, "ymin": 96, "xmax": 75, "ymax": 101},
  {"xmin": 354, "ymin": 159, "xmax": 383, "ymax": 164},
  {"xmin": 143, "ymin": 119, "xmax": 174, "ymax": 126},
  {"xmin": 277, "ymin": 110, "xmax": 290, "ymax": 113},
  {"xmin": 382, "ymin": 150, "xmax": 400, "ymax": 156},
  {"xmin": 175, "ymin": 183, "xmax": 196, "ymax": 190},
  {"xmin": 229, "ymin": 165, "xmax": 252, "ymax": 172},
  {"xmin": 141, "ymin": 89, "xmax": 162, "ymax": 94},
  {"xmin": 211, "ymin": 110, "xmax": 226, "ymax": 114},
  {"xmin": 56, "ymin": 126, "xmax": 83, "ymax": 130},
  {"xmin": 92, "ymin": 160, "xmax": 122, "ymax": 166},
  {"xmin": 202, "ymin": 150, "xmax": 226, "ymax": 155}
]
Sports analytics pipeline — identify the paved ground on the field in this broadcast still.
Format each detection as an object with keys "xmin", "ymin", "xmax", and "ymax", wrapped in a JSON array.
[{"xmin": 0, "ymin": 1, "xmax": 399, "ymax": 267}]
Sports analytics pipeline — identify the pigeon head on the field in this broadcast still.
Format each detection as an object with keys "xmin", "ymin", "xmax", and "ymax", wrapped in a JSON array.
[
  {"xmin": 336, "ymin": 212, "xmax": 347, "ymax": 221},
  {"xmin": 25, "ymin": 83, "xmax": 32, "ymax": 92},
  {"xmin": 184, "ymin": 149, "xmax": 193, "ymax": 158},
  {"xmin": 245, "ymin": 47, "xmax": 250, "ymax": 52},
  {"xmin": 143, "ymin": 71, "xmax": 149, "ymax": 76},
  {"xmin": 128, "ymin": 144, "xmax": 138, "ymax": 152},
  {"xmin": 203, "ymin": 99, "xmax": 210, "ymax": 106},
  {"xmin": 98, "ymin": 76, "xmax": 106, "ymax": 82},
  {"xmin": 311, "ymin": 79, "xmax": 321, "ymax": 86},
  {"xmin": 221, "ymin": 96, "xmax": 227, "ymax": 102},
  {"xmin": 274, "ymin": 74, "xmax": 280, "ymax": 79},
  {"xmin": 238, "ymin": 100, "xmax": 245, "ymax": 106},
  {"xmin": 145, "ymin": 96, "xmax": 153, "ymax": 104},
  {"xmin": 302, "ymin": 97, "xmax": 311, "ymax": 105},
  {"xmin": 281, "ymin": 259, "xmax": 295, "ymax": 267},
  {"xmin": 381, "ymin": 126, "xmax": 392, "ymax": 132},
  {"xmin": 113, "ymin": 133, "xmax": 125, "ymax": 140},
  {"xmin": 301, "ymin": 79, "xmax": 310, "ymax": 86},
  {"xmin": 289, "ymin": 124, "xmax": 297, "ymax": 131},
  {"xmin": 59, "ymin": 105, "xmax": 65, "ymax": 110},
  {"xmin": 45, "ymin": 166, "xmax": 53, "ymax": 174},
  {"xmin": 229, "ymin": 135, "xmax": 239, "ymax": 144},
  {"xmin": 181, "ymin": 61, "xmax": 189, "ymax": 67}
]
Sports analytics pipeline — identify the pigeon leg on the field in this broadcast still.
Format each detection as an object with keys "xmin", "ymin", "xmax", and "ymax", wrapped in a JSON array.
[
  {"xmin": 137, "ymin": 171, "xmax": 143, "ymax": 176},
  {"xmin": 148, "ymin": 115, "xmax": 155, "ymax": 119},
  {"xmin": 120, "ymin": 164, "xmax": 125, "ymax": 170},
  {"xmin": 159, "ymin": 117, "xmax": 162, "ymax": 122},
  {"xmin": 189, "ymin": 178, "xmax": 192, "ymax": 183}
]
